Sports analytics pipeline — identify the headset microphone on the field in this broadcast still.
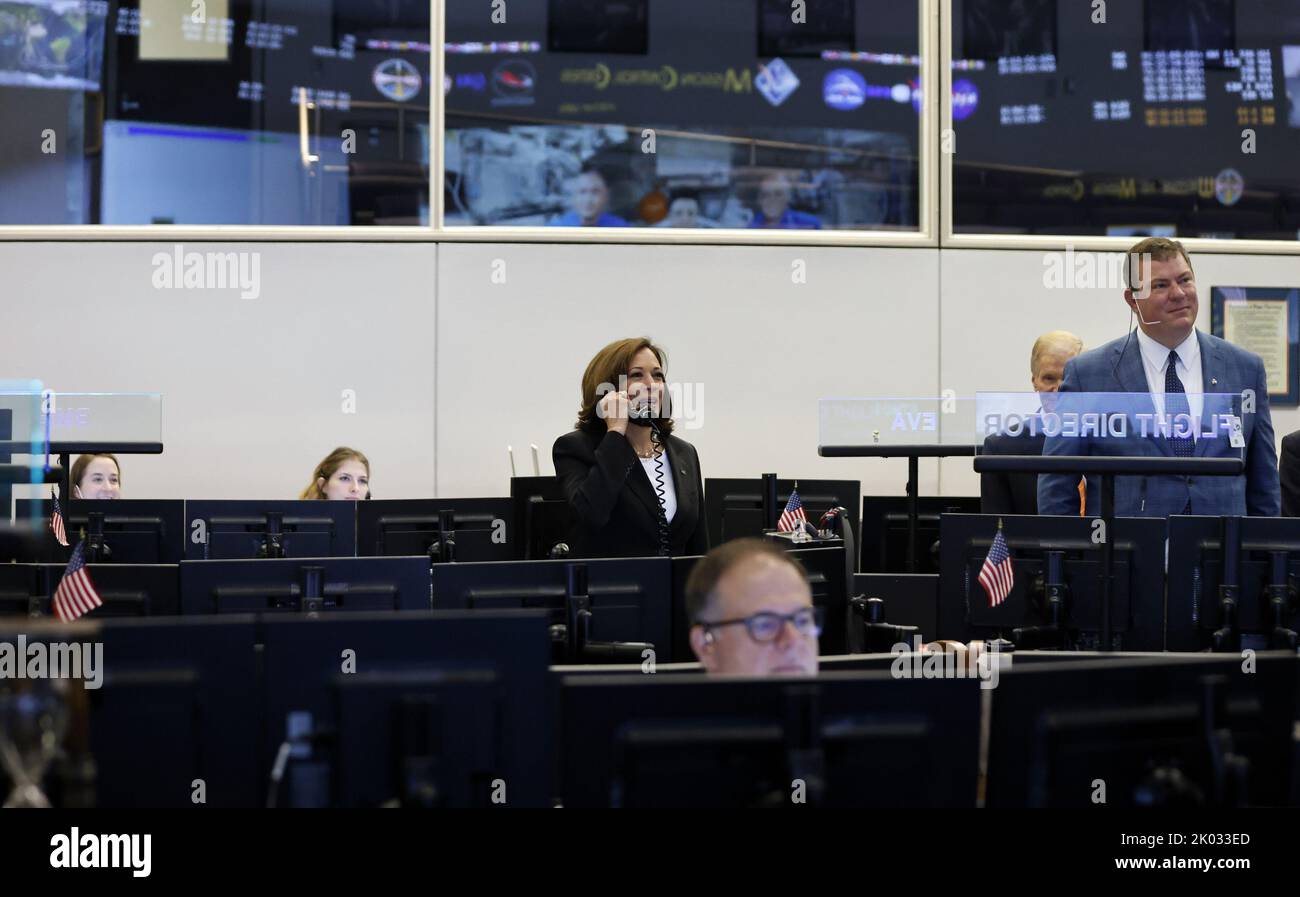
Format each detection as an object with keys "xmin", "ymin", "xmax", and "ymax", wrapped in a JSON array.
[{"xmin": 1131, "ymin": 290, "xmax": 1161, "ymax": 326}]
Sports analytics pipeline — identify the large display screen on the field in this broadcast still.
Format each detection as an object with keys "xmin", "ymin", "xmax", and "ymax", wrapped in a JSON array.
[
  {"xmin": 0, "ymin": 0, "xmax": 430, "ymax": 225},
  {"xmin": 951, "ymin": 0, "xmax": 1300, "ymax": 240},
  {"xmin": 444, "ymin": 0, "xmax": 922, "ymax": 230}
]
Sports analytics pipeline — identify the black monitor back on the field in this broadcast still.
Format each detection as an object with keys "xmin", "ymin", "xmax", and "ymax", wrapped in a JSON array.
[
  {"xmin": 0, "ymin": 563, "xmax": 180, "ymax": 618},
  {"xmin": 861, "ymin": 495, "xmax": 982, "ymax": 574},
  {"xmin": 260, "ymin": 610, "xmax": 552, "ymax": 807},
  {"xmin": 938, "ymin": 513, "xmax": 1166, "ymax": 649},
  {"xmin": 785, "ymin": 544, "xmax": 849, "ymax": 655},
  {"xmin": 670, "ymin": 547, "xmax": 850, "ymax": 659},
  {"xmin": 431, "ymin": 556, "xmax": 671, "ymax": 653},
  {"xmin": 986, "ymin": 654, "xmax": 1297, "ymax": 807},
  {"xmin": 1167, "ymin": 516, "xmax": 1300, "ymax": 652},
  {"xmin": 705, "ymin": 478, "xmax": 860, "ymax": 548},
  {"xmin": 356, "ymin": 497, "xmax": 515, "ymax": 562},
  {"xmin": 669, "ymin": 554, "xmax": 703, "ymax": 662},
  {"xmin": 510, "ymin": 476, "xmax": 576, "ymax": 560},
  {"xmin": 179, "ymin": 556, "xmax": 430, "ymax": 615},
  {"xmin": 88, "ymin": 615, "xmax": 261, "ymax": 807},
  {"xmin": 0, "ymin": 409, "xmax": 9, "ymax": 526},
  {"xmin": 560, "ymin": 671, "xmax": 981, "ymax": 808},
  {"xmin": 852, "ymin": 572, "xmax": 939, "ymax": 645},
  {"xmin": 14, "ymin": 499, "xmax": 186, "ymax": 564},
  {"xmin": 183, "ymin": 499, "xmax": 356, "ymax": 560}
]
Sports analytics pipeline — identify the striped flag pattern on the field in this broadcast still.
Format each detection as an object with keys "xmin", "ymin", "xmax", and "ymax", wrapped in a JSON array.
[
  {"xmin": 52, "ymin": 541, "xmax": 103, "ymax": 623},
  {"xmin": 978, "ymin": 522, "xmax": 1014, "ymax": 608},
  {"xmin": 50, "ymin": 488, "xmax": 69, "ymax": 547},
  {"xmin": 777, "ymin": 489, "xmax": 808, "ymax": 533}
]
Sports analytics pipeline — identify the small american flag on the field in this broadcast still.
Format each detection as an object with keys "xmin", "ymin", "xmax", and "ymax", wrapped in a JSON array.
[
  {"xmin": 978, "ymin": 521, "xmax": 1014, "ymax": 608},
  {"xmin": 777, "ymin": 489, "xmax": 808, "ymax": 533},
  {"xmin": 50, "ymin": 488, "xmax": 69, "ymax": 547},
  {"xmin": 52, "ymin": 541, "xmax": 103, "ymax": 623}
]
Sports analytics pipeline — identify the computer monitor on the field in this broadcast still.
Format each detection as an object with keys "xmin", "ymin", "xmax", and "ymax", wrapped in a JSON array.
[
  {"xmin": 669, "ymin": 544, "xmax": 850, "ymax": 661},
  {"xmin": 183, "ymin": 500, "xmax": 357, "ymax": 560},
  {"xmin": 784, "ymin": 544, "xmax": 850, "ymax": 656},
  {"xmin": 705, "ymin": 478, "xmax": 860, "ymax": 548},
  {"xmin": 1145, "ymin": 0, "xmax": 1235, "ymax": 54},
  {"xmin": 0, "ymin": 408, "xmax": 10, "ymax": 521},
  {"xmin": 0, "ymin": 563, "xmax": 180, "ymax": 618},
  {"xmin": 0, "ymin": 0, "xmax": 110, "ymax": 91},
  {"xmin": 179, "ymin": 557, "xmax": 430, "ymax": 615},
  {"xmin": 356, "ymin": 498, "xmax": 514, "ymax": 562},
  {"xmin": 559, "ymin": 671, "xmax": 981, "ymax": 807},
  {"xmin": 431, "ymin": 556, "xmax": 670, "ymax": 663},
  {"xmin": 14, "ymin": 499, "xmax": 185, "ymax": 564},
  {"xmin": 938, "ymin": 514, "xmax": 1166, "ymax": 650},
  {"xmin": 961, "ymin": 0, "xmax": 1057, "ymax": 60},
  {"xmin": 851, "ymin": 572, "xmax": 938, "ymax": 651},
  {"xmin": 986, "ymin": 653, "xmax": 1296, "ymax": 807},
  {"xmin": 1167, "ymin": 516, "xmax": 1300, "ymax": 652},
  {"xmin": 860, "ymin": 495, "xmax": 982, "ymax": 575},
  {"xmin": 510, "ymin": 476, "xmax": 575, "ymax": 560},
  {"xmin": 259, "ymin": 610, "xmax": 552, "ymax": 807},
  {"xmin": 669, "ymin": 554, "xmax": 703, "ymax": 662},
  {"xmin": 86, "ymin": 615, "xmax": 261, "ymax": 807}
]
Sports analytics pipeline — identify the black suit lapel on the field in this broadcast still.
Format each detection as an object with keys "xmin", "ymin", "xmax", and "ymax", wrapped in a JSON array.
[{"xmin": 665, "ymin": 437, "xmax": 695, "ymax": 534}]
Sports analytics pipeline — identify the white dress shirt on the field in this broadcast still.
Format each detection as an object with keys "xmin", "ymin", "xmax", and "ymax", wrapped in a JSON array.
[
  {"xmin": 1134, "ymin": 327, "xmax": 1204, "ymax": 439},
  {"xmin": 640, "ymin": 451, "xmax": 677, "ymax": 523}
]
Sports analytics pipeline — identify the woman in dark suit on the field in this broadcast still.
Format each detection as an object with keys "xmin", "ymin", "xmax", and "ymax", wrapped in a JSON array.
[{"xmin": 553, "ymin": 337, "xmax": 708, "ymax": 558}]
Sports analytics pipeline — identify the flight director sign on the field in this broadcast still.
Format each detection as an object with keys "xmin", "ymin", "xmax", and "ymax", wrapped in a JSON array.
[{"xmin": 976, "ymin": 392, "xmax": 1247, "ymax": 449}]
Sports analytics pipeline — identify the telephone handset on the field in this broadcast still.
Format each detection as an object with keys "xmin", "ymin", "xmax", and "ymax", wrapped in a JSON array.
[{"xmin": 627, "ymin": 401, "xmax": 659, "ymax": 427}]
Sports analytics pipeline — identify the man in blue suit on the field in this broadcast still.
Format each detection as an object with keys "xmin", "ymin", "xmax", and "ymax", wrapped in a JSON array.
[{"xmin": 1038, "ymin": 238, "xmax": 1280, "ymax": 517}]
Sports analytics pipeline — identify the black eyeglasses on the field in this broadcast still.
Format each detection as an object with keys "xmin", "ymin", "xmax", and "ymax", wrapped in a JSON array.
[{"xmin": 700, "ymin": 606, "xmax": 824, "ymax": 644}]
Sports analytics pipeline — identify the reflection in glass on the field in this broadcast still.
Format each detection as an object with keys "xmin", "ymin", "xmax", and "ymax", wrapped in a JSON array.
[
  {"xmin": 444, "ymin": 0, "xmax": 922, "ymax": 230},
  {"xmin": 0, "ymin": 0, "xmax": 430, "ymax": 226}
]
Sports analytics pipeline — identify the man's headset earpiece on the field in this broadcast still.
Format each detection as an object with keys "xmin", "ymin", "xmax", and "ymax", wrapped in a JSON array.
[
  {"xmin": 702, "ymin": 629, "xmax": 715, "ymax": 646},
  {"xmin": 1126, "ymin": 252, "xmax": 1159, "ymax": 326}
]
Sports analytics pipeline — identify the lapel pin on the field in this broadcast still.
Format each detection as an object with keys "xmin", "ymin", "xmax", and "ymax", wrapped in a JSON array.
[{"xmin": 1211, "ymin": 378, "xmax": 1218, "ymax": 386}]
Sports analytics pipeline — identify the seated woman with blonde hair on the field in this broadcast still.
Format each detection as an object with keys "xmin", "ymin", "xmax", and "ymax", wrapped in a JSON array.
[{"xmin": 300, "ymin": 447, "xmax": 371, "ymax": 500}]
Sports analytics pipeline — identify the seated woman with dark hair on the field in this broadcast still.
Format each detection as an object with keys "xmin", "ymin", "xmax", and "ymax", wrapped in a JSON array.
[
  {"xmin": 553, "ymin": 337, "xmax": 707, "ymax": 558},
  {"xmin": 70, "ymin": 453, "xmax": 122, "ymax": 499}
]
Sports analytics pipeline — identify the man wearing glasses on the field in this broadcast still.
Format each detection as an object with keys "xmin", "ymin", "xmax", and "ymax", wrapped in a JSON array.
[{"xmin": 686, "ymin": 538, "xmax": 821, "ymax": 676}]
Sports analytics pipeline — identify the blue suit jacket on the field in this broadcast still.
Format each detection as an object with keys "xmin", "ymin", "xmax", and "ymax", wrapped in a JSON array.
[{"xmin": 1037, "ymin": 330, "xmax": 1280, "ymax": 517}]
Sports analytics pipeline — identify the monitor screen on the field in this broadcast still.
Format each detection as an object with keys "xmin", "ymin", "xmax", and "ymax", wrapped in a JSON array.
[{"xmin": 0, "ymin": 0, "xmax": 109, "ymax": 91}]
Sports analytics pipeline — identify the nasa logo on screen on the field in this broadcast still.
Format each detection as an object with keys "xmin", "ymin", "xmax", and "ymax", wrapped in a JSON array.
[
  {"xmin": 372, "ymin": 58, "xmax": 422, "ymax": 102},
  {"xmin": 910, "ymin": 80, "xmax": 979, "ymax": 120},
  {"xmin": 1214, "ymin": 168, "xmax": 1244, "ymax": 206},
  {"xmin": 823, "ymin": 68, "xmax": 867, "ymax": 111},
  {"xmin": 756, "ymin": 58, "xmax": 800, "ymax": 107},
  {"xmin": 952, "ymin": 79, "xmax": 979, "ymax": 120},
  {"xmin": 491, "ymin": 59, "xmax": 537, "ymax": 106}
]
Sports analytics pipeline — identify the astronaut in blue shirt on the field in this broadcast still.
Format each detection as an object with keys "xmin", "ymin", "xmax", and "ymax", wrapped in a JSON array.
[
  {"xmin": 748, "ymin": 173, "xmax": 822, "ymax": 229},
  {"xmin": 547, "ymin": 166, "xmax": 629, "ymax": 227}
]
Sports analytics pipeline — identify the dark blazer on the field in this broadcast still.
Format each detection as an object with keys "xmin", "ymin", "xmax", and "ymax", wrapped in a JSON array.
[
  {"xmin": 980, "ymin": 430, "xmax": 1047, "ymax": 516},
  {"xmin": 1038, "ymin": 330, "xmax": 1280, "ymax": 517},
  {"xmin": 553, "ymin": 427, "xmax": 708, "ymax": 558},
  {"xmin": 1281, "ymin": 430, "xmax": 1300, "ymax": 517}
]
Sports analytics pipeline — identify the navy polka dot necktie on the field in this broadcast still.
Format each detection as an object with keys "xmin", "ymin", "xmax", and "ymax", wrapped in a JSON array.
[{"xmin": 1165, "ymin": 350, "xmax": 1194, "ymax": 458}]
